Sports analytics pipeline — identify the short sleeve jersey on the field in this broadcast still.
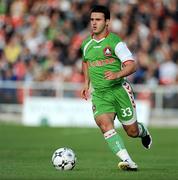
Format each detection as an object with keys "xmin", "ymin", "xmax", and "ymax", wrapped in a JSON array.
[{"xmin": 81, "ymin": 32, "xmax": 133, "ymax": 90}]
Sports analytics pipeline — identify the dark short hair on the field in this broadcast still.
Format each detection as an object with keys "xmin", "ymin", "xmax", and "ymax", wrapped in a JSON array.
[{"xmin": 90, "ymin": 5, "xmax": 110, "ymax": 20}]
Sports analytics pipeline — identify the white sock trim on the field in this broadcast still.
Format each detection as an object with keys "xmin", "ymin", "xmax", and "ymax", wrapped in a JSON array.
[
  {"xmin": 104, "ymin": 129, "xmax": 117, "ymax": 139},
  {"xmin": 138, "ymin": 123, "xmax": 147, "ymax": 137},
  {"xmin": 138, "ymin": 123, "xmax": 143, "ymax": 136},
  {"xmin": 116, "ymin": 149, "xmax": 133, "ymax": 162}
]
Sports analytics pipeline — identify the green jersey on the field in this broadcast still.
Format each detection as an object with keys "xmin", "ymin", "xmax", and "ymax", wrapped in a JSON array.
[{"xmin": 81, "ymin": 32, "xmax": 133, "ymax": 90}]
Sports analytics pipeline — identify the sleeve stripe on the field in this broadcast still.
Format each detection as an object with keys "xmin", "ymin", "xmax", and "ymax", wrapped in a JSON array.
[{"xmin": 83, "ymin": 39, "xmax": 93, "ymax": 57}]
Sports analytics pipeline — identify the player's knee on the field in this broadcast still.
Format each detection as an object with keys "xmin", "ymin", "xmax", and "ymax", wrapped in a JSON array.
[
  {"xmin": 126, "ymin": 129, "xmax": 139, "ymax": 138},
  {"xmin": 96, "ymin": 121, "xmax": 112, "ymax": 133},
  {"xmin": 100, "ymin": 124, "xmax": 111, "ymax": 133}
]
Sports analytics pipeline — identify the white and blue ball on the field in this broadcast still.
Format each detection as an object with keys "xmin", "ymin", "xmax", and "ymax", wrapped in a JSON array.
[{"xmin": 52, "ymin": 147, "xmax": 76, "ymax": 170}]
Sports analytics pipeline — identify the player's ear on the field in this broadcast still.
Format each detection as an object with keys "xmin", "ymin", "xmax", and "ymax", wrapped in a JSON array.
[{"xmin": 106, "ymin": 19, "xmax": 110, "ymax": 26}]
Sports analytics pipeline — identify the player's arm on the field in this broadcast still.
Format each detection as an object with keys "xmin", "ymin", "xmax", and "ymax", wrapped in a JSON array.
[
  {"xmin": 81, "ymin": 61, "xmax": 90, "ymax": 100},
  {"xmin": 105, "ymin": 60, "xmax": 137, "ymax": 80},
  {"xmin": 105, "ymin": 42, "xmax": 137, "ymax": 80}
]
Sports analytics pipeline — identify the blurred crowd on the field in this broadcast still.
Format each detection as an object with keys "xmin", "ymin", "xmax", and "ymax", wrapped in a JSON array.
[{"xmin": 0, "ymin": 0, "xmax": 177, "ymax": 86}]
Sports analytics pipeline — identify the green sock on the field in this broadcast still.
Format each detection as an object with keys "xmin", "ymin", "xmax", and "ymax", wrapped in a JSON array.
[
  {"xmin": 138, "ymin": 122, "xmax": 147, "ymax": 137},
  {"xmin": 104, "ymin": 129, "xmax": 125, "ymax": 154}
]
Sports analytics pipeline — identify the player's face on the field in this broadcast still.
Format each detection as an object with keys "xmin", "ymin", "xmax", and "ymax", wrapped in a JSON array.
[{"xmin": 90, "ymin": 12, "xmax": 109, "ymax": 35}]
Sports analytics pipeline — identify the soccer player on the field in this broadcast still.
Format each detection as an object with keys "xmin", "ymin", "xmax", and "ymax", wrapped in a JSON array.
[{"xmin": 80, "ymin": 5, "xmax": 152, "ymax": 171}]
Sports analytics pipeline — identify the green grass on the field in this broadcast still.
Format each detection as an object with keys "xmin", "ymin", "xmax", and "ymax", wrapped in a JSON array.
[{"xmin": 0, "ymin": 124, "xmax": 178, "ymax": 180}]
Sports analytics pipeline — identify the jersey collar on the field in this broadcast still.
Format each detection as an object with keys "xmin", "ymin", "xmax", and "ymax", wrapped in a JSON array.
[{"xmin": 91, "ymin": 31, "xmax": 110, "ymax": 43}]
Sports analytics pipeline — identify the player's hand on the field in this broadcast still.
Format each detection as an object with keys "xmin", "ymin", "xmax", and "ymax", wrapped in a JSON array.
[
  {"xmin": 104, "ymin": 71, "xmax": 119, "ymax": 80},
  {"xmin": 81, "ymin": 86, "xmax": 89, "ymax": 100}
]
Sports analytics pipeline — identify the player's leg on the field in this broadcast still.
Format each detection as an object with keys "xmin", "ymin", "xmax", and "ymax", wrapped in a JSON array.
[
  {"xmin": 122, "ymin": 121, "xmax": 152, "ymax": 149},
  {"xmin": 94, "ymin": 113, "xmax": 137, "ymax": 170},
  {"xmin": 137, "ymin": 122, "xmax": 152, "ymax": 149},
  {"xmin": 115, "ymin": 81, "xmax": 152, "ymax": 149},
  {"xmin": 92, "ymin": 89, "xmax": 137, "ymax": 170},
  {"xmin": 114, "ymin": 82, "xmax": 152, "ymax": 170}
]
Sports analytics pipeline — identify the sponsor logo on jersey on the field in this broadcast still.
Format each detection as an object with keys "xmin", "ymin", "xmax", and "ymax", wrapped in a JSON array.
[
  {"xmin": 103, "ymin": 47, "xmax": 112, "ymax": 56},
  {"xmin": 87, "ymin": 58, "xmax": 116, "ymax": 67}
]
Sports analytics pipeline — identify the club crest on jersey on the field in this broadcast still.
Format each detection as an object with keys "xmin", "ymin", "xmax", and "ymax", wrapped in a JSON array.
[{"xmin": 103, "ymin": 47, "xmax": 112, "ymax": 56}]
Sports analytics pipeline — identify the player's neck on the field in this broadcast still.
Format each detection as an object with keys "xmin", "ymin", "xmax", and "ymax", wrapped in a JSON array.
[{"xmin": 92, "ymin": 29, "xmax": 109, "ymax": 40}]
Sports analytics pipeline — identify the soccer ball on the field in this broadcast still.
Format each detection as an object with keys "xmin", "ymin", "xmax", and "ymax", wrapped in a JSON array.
[{"xmin": 51, "ymin": 147, "xmax": 76, "ymax": 170}]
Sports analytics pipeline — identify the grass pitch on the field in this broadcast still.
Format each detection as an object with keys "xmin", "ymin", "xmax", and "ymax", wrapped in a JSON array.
[{"xmin": 0, "ymin": 124, "xmax": 178, "ymax": 180}]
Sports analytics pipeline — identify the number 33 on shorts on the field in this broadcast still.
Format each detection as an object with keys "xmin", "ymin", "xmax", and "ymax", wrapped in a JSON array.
[{"xmin": 121, "ymin": 107, "xmax": 133, "ymax": 117}]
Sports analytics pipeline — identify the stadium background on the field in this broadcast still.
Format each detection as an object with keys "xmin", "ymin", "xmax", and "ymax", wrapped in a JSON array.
[
  {"xmin": 0, "ymin": 0, "xmax": 178, "ymax": 179},
  {"xmin": 0, "ymin": 0, "xmax": 177, "ymax": 125}
]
